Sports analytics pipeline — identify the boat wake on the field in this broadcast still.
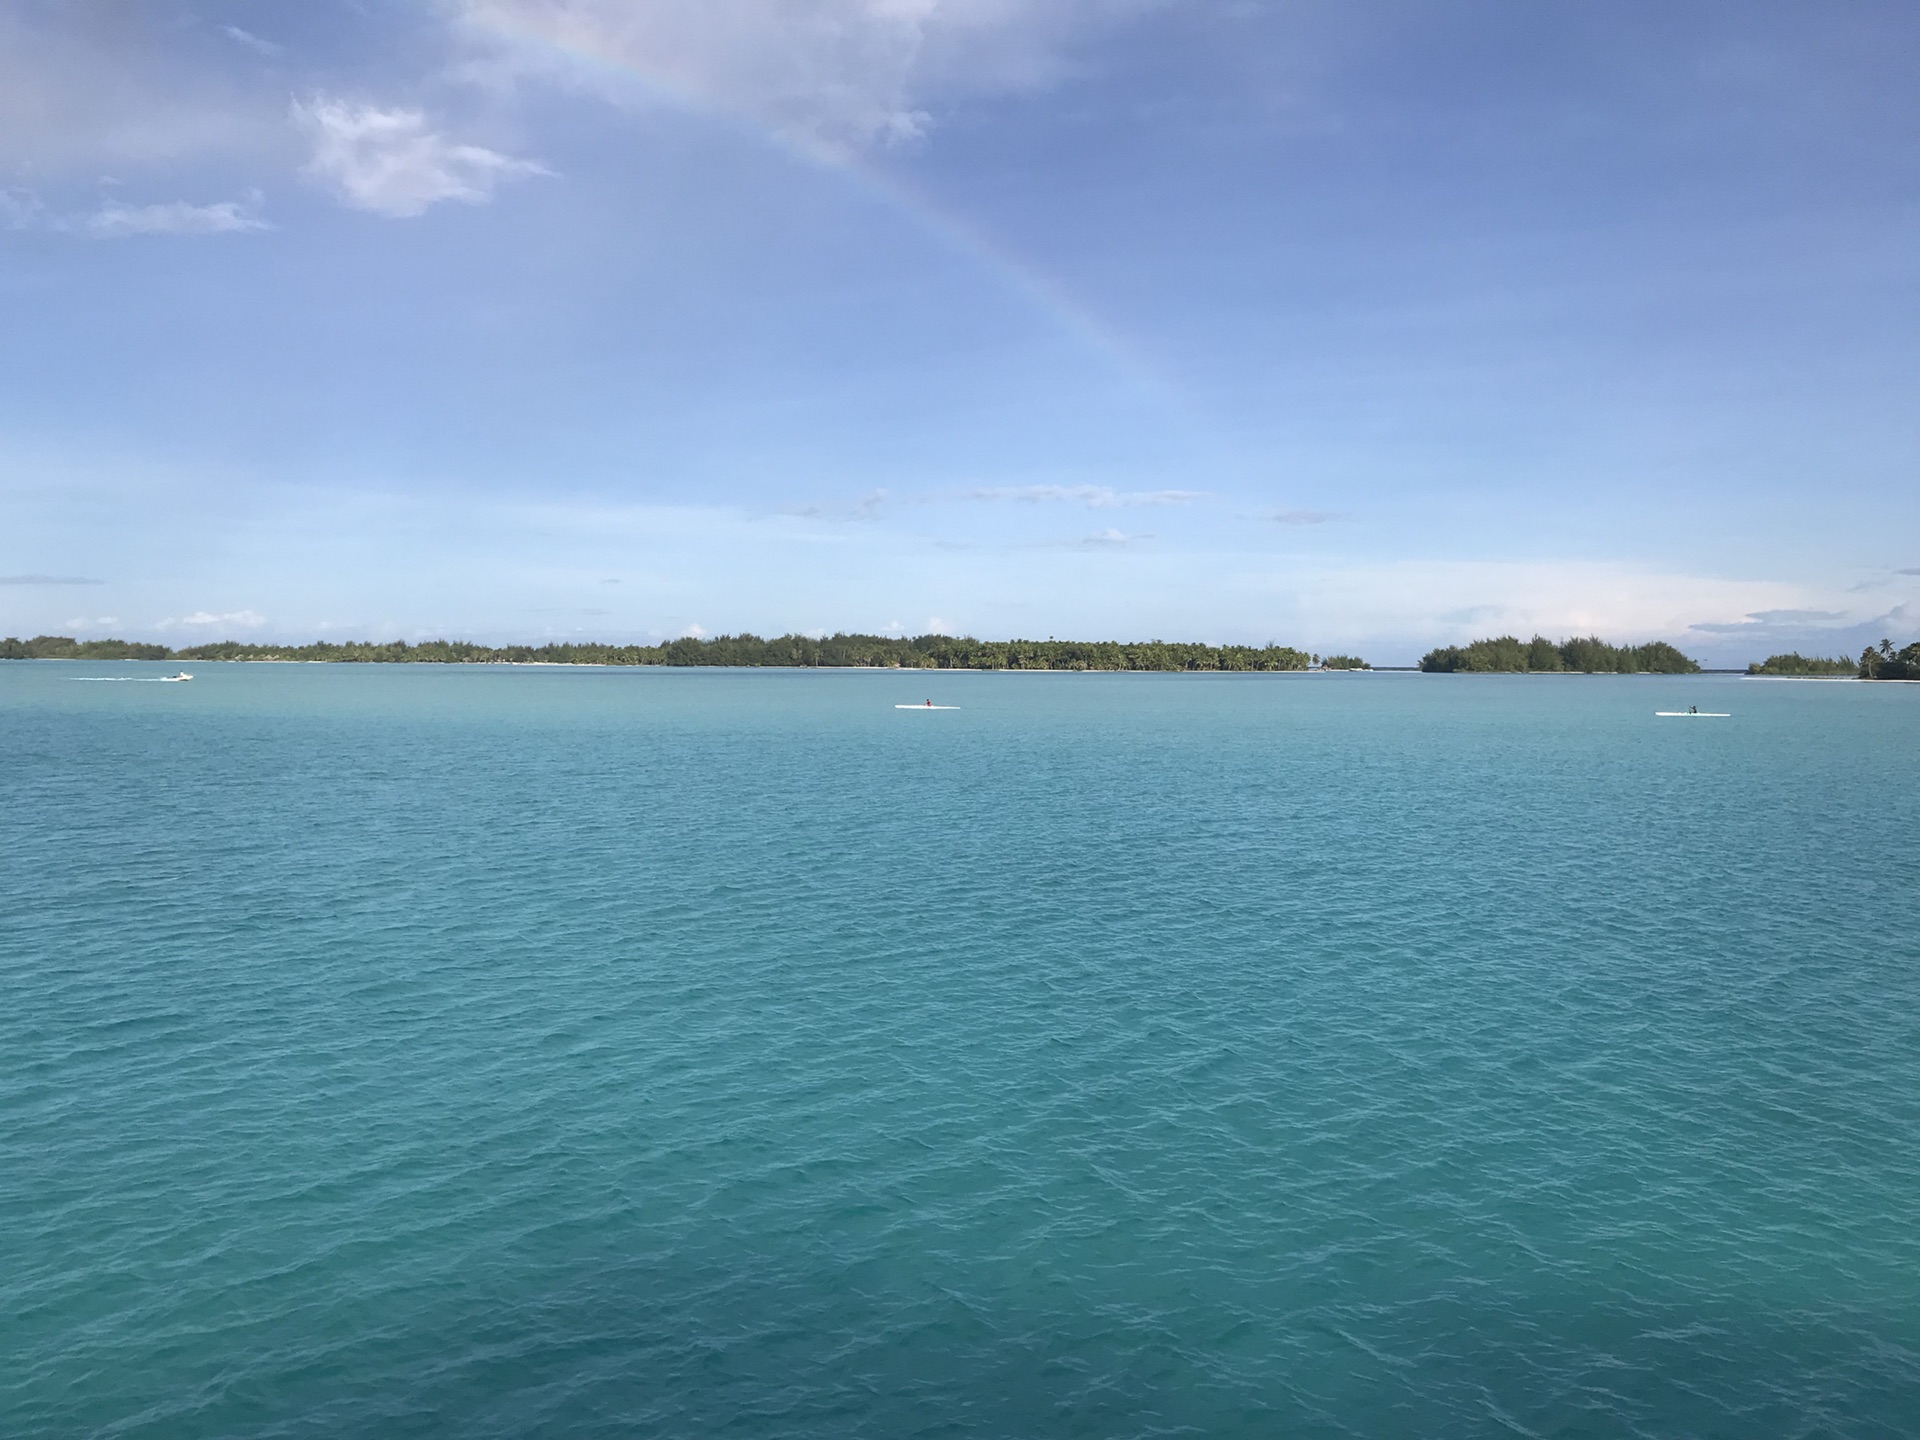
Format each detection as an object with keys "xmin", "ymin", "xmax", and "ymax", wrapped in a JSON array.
[{"xmin": 70, "ymin": 674, "xmax": 194, "ymax": 683}]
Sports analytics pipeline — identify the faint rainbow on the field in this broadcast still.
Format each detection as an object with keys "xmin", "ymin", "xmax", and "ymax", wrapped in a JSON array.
[{"xmin": 464, "ymin": 15, "xmax": 1175, "ymax": 399}]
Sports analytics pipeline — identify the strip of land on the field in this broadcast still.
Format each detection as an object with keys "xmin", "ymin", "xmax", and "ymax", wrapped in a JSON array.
[
  {"xmin": 1420, "ymin": 635, "xmax": 1700, "ymax": 674},
  {"xmin": 8, "ymin": 632, "xmax": 1915, "ymax": 676},
  {"xmin": 1746, "ymin": 653, "xmax": 1856, "ymax": 676},
  {"xmin": 0, "ymin": 633, "xmax": 1315, "ymax": 672}
]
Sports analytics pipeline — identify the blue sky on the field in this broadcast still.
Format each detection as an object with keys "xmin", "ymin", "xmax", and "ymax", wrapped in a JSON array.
[{"xmin": 2, "ymin": 0, "xmax": 1915, "ymax": 664}]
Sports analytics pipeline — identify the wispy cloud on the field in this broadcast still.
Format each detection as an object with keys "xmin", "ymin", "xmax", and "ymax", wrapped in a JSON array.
[
  {"xmin": 220, "ymin": 25, "xmax": 284, "ymax": 57},
  {"xmin": 0, "ymin": 573, "xmax": 104, "ymax": 585},
  {"xmin": 455, "ymin": 0, "xmax": 1135, "ymax": 159},
  {"xmin": 1675, "ymin": 602, "xmax": 1912, "ymax": 663},
  {"xmin": 1246, "ymin": 559, "xmax": 1820, "ymax": 659},
  {"xmin": 1688, "ymin": 607, "xmax": 1850, "ymax": 633},
  {"xmin": 785, "ymin": 488, "xmax": 889, "ymax": 521},
  {"xmin": 962, "ymin": 484, "xmax": 1203, "ymax": 508},
  {"xmin": 85, "ymin": 194, "xmax": 269, "ymax": 237},
  {"xmin": 1266, "ymin": 508, "xmax": 1340, "ymax": 526},
  {"xmin": 4, "ymin": 187, "xmax": 267, "ymax": 237},
  {"xmin": 293, "ymin": 96, "xmax": 548, "ymax": 218},
  {"xmin": 171, "ymin": 609, "xmax": 267, "ymax": 629},
  {"xmin": 1898, "ymin": 567, "xmax": 1920, "ymax": 576},
  {"xmin": 1075, "ymin": 527, "xmax": 1149, "ymax": 548}
]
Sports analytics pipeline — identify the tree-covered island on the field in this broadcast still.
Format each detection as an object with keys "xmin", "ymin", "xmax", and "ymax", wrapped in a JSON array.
[
  {"xmin": 1, "ymin": 632, "xmax": 1317, "ymax": 671},
  {"xmin": 0, "ymin": 636, "xmax": 173, "ymax": 661},
  {"xmin": 1419, "ymin": 634, "xmax": 1700, "ymax": 673},
  {"xmin": 1857, "ymin": 638, "xmax": 1920, "ymax": 680},
  {"xmin": 15, "ymin": 628, "xmax": 1912, "ymax": 676},
  {"xmin": 1747, "ymin": 653, "xmax": 1856, "ymax": 676},
  {"xmin": 1746, "ymin": 638, "xmax": 1920, "ymax": 679}
]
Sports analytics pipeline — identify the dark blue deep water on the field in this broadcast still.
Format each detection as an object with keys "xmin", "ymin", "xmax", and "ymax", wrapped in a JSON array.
[{"xmin": 4, "ymin": 663, "xmax": 1917, "ymax": 1438}]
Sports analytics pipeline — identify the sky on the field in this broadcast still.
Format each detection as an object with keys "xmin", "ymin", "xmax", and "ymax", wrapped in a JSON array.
[{"xmin": 1, "ymin": 0, "xmax": 1915, "ymax": 665}]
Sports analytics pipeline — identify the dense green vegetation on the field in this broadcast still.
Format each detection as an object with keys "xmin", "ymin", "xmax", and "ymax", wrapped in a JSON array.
[
  {"xmin": 1859, "ymin": 638, "xmax": 1920, "ymax": 680},
  {"xmin": 1747, "ymin": 653, "xmax": 1856, "ymax": 676},
  {"xmin": 1419, "ymin": 634, "xmax": 1700, "ymax": 674},
  {"xmin": 9, "ymin": 626, "xmax": 1911, "ymax": 675},
  {"xmin": 3, "ymin": 632, "xmax": 1313, "ymax": 672},
  {"xmin": 0, "ymin": 635, "xmax": 171, "ymax": 660}
]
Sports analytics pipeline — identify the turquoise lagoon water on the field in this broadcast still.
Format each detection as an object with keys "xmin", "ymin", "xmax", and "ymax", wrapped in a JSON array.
[{"xmin": 3, "ymin": 663, "xmax": 1917, "ymax": 1438}]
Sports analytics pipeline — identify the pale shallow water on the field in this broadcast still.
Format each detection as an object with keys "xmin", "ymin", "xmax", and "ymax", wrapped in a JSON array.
[{"xmin": 3, "ymin": 663, "xmax": 1917, "ymax": 1438}]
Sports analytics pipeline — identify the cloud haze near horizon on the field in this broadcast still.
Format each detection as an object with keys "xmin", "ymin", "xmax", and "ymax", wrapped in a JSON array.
[{"xmin": 1, "ymin": 0, "xmax": 1916, "ymax": 665}]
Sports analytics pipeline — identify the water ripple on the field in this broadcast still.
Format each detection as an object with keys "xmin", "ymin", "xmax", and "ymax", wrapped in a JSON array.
[{"xmin": 3, "ymin": 666, "xmax": 1917, "ymax": 1437}]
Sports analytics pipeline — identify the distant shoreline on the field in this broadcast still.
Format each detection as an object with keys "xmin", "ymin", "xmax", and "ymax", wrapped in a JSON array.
[
  {"xmin": 11, "ymin": 656, "xmax": 1881, "ymax": 678},
  {"xmin": 11, "ymin": 656, "xmax": 1356, "ymax": 674},
  {"xmin": 6, "ymin": 632, "xmax": 1914, "ymax": 677},
  {"xmin": 3, "ymin": 633, "xmax": 1325, "ymax": 673}
]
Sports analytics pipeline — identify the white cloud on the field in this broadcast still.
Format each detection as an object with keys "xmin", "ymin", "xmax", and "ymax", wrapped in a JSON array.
[
  {"xmin": 85, "ymin": 195, "xmax": 269, "ymax": 237},
  {"xmin": 0, "ymin": 0, "xmax": 1134, "ymax": 208},
  {"xmin": 2, "ymin": 187, "xmax": 268, "ymax": 237},
  {"xmin": 221, "ymin": 26, "xmax": 284, "ymax": 58},
  {"xmin": 962, "ymin": 484, "xmax": 1203, "ymax": 508},
  {"xmin": 177, "ymin": 609, "xmax": 267, "ymax": 628},
  {"xmin": 1235, "ymin": 559, "xmax": 1828, "ymax": 659},
  {"xmin": 1688, "ymin": 608, "xmax": 1848, "ymax": 632},
  {"xmin": 783, "ymin": 487, "xmax": 890, "ymax": 521},
  {"xmin": 292, "ymin": 96, "xmax": 548, "ymax": 218},
  {"xmin": 680, "ymin": 622, "xmax": 707, "ymax": 638},
  {"xmin": 455, "ymin": 0, "xmax": 1141, "ymax": 157}
]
